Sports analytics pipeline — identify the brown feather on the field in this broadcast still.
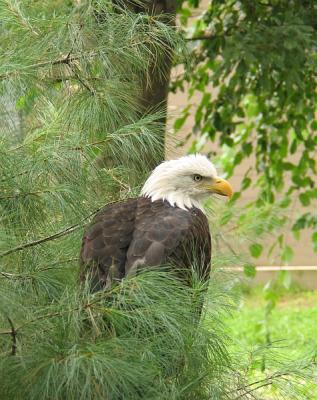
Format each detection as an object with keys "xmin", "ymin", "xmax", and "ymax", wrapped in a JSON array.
[{"xmin": 80, "ymin": 197, "xmax": 211, "ymax": 291}]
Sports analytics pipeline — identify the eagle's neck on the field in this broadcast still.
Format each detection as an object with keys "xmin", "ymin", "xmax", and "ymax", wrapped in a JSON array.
[
  {"xmin": 142, "ymin": 191, "xmax": 203, "ymax": 211},
  {"xmin": 140, "ymin": 180, "xmax": 204, "ymax": 211}
]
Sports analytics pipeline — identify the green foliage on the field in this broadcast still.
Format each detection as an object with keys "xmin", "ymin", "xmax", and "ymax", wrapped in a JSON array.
[
  {"xmin": 0, "ymin": 269, "xmax": 231, "ymax": 400},
  {"xmin": 0, "ymin": 1, "xmax": 315, "ymax": 398},
  {"xmin": 231, "ymin": 287, "xmax": 317, "ymax": 349},
  {"xmin": 249, "ymin": 243, "xmax": 263, "ymax": 259},
  {"xmin": 205, "ymin": 196, "xmax": 288, "ymax": 268},
  {"xmin": 175, "ymin": 0, "xmax": 317, "ymax": 360},
  {"xmin": 228, "ymin": 288, "xmax": 317, "ymax": 398},
  {"xmin": 0, "ymin": 0, "xmax": 179, "ymax": 141},
  {"xmin": 175, "ymin": 0, "xmax": 317, "ymax": 260},
  {"xmin": 243, "ymin": 263, "xmax": 256, "ymax": 278}
]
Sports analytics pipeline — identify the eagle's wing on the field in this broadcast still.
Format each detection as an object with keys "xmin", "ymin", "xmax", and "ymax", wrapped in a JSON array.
[
  {"xmin": 80, "ymin": 198, "xmax": 211, "ymax": 291},
  {"xmin": 125, "ymin": 199, "xmax": 211, "ymax": 281},
  {"xmin": 80, "ymin": 198, "xmax": 138, "ymax": 291}
]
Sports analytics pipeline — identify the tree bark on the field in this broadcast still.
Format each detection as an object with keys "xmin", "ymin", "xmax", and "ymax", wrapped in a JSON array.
[
  {"xmin": 128, "ymin": 1, "xmax": 177, "ymax": 117},
  {"xmin": 118, "ymin": 1, "xmax": 178, "ymax": 165},
  {"xmin": 96, "ymin": 1, "xmax": 178, "ymax": 170}
]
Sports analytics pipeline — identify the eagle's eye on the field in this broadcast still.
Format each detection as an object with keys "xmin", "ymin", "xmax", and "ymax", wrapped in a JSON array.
[{"xmin": 193, "ymin": 174, "xmax": 202, "ymax": 182}]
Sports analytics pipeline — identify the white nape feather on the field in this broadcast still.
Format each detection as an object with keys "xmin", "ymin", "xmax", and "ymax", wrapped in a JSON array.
[{"xmin": 141, "ymin": 154, "xmax": 218, "ymax": 211}]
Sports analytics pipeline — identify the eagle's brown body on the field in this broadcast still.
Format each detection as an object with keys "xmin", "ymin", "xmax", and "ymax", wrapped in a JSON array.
[{"xmin": 80, "ymin": 197, "xmax": 211, "ymax": 291}]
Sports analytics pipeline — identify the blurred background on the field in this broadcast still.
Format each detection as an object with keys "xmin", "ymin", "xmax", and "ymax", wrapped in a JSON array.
[{"xmin": 166, "ymin": 0, "xmax": 317, "ymax": 288}]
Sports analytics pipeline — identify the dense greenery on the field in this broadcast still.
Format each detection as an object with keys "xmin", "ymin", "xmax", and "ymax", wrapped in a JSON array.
[
  {"xmin": 175, "ymin": 0, "xmax": 317, "ymax": 260},
  {"xmin": 227, "ymin": 287, "xmax": 317, "ymax": 398},
  {"xmin": 0, "ymin": 1, "xmax": 316, "ymax": 399},
  {"xmin": 0, "ymin": 268, "xmax": 231, "ymax": 399}
]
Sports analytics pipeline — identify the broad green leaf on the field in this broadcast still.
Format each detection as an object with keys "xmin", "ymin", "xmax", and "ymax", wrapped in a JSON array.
[
  {"xmin": 244, "ymin": 264, "xmax": 256, "ymax": 278},
  {"xmin": 312, "ymin": 232, "xmax": 317, "ymax": 252},
  {"xmin": 174, "ymin": 114, "xmax": 189, "ymax": 131},
  {"xmin": 249, "ymin": 243, "xmax": 263, "ymax": 258},
  {"xmin": 279, "ymin": 270, "xmax": 292, "ymax": 290},
  {"xmin": 279, "ymin": 197, "xmax": 291, "ymax": 208},
  {"xmin": 241, "ymin": 176, "xmax": 251, "ymax": 190},
  {"xmin": 310, "ymin": 120, "xmax": 317, "ymax": 130},
  {"xmin": 299, "ymin": 192, "xmax": 310, "ymax": 206},
  {"xmin": 281, "ymin": 245, "xmax": 294, "ymax": 264},
  {"xmin": 220, "ymin": 210, "xmax": 232, "ymax": 225}
]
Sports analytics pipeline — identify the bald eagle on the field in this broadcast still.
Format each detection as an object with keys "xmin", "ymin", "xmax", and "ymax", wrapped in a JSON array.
[{"xmin": 80, "ymin": 154, "xmax": 233, "ymax": 291}]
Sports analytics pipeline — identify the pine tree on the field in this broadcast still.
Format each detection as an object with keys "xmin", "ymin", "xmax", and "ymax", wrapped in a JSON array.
[{"xmin": 0, "ymin": 1, "xmax": 315, "ymax": 399}]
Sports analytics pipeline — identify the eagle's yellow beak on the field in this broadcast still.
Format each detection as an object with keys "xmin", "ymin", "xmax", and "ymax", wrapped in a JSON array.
[{"xmin": 204, "ymin": 177, "xmax": 233, "ymax": 198}]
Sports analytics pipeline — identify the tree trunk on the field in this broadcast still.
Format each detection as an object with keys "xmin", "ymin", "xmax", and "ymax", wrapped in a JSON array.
[
  {"xmin": 119, "ymin": 1, "xmax": 178, "ymax": 165},
  {"xmin": 130, "ymin": 1, "xmax": 177, "ymax": 116},
  {"xmin": 96, "ymin": 1, "xmax": 178, "ymax": 170}
]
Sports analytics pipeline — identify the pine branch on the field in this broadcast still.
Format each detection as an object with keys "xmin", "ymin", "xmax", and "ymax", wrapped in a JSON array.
[
  {"xmin": 232, "ymin": 366, "xmax": 313, "ymax": 399},
  {"xmin": 0, "ymin": 207, "xmax": 105, "ymax": 258},
  {"xmin": 0, "ymin": 189, "xmax": 55, "ymax": 200},
  {"xmin": 0, "ymin": 51, "xmax": 97, "ymax": 81},
  {"xmin": 0, "ymin": 291, "xmax": 113, "ymax": 336},
  {"xmin": 4, "ymin": 0, "xmax": 39, "ymax": 36},
  {"xmin": 0, "ymin": 258, "xmax": 78, "ymax": 280},
  {"xmin": 0, "ymin": 225, "xmax": 80, "ymax": 257},
  {"xmin": 71, "ymin": 66, "xmax": 96, "ymax": 95},
  {"xmin": 70, "ymin": 139, "xmax": 110, "ymax": 150},
  {"xmin": 0, "ymin": 170, "xmax": 28, "ymax": 182},
  {"xmin": 6, "ymin": 316, "xmax": 17, "ymax": 356}
]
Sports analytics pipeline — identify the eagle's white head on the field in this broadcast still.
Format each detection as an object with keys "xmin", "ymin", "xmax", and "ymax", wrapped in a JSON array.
[{"xmin": 141, "ymin": 154, "xmax": 233, "ymax": 211}]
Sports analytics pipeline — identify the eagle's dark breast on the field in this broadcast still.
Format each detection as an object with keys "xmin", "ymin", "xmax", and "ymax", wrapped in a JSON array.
[{"xmin": 80, "ymin": 197, "xmax": 211, "ymax": 291}]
